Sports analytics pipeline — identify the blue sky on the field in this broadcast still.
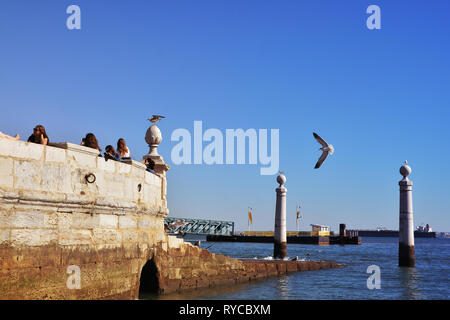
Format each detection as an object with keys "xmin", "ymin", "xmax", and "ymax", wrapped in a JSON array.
[{"xmin": 1, "ymin": 1, "xmax": 449, "ymax": 232}]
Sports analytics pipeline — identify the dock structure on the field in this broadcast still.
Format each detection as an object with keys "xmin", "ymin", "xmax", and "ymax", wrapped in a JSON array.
[
  {"xmin": 207, "ymin": 223, "xmax": 361, "ymax": 245},
  {"xmin": 347, "ymin": 229, "xmax": 436, "ymax": 238},
  {"xmin": 164, "ymin": 217, "xmax": 234, "ymax": 236},
  {"xmin": 207, "ymin": 234, "xmax": 361, "ymax": 245}
]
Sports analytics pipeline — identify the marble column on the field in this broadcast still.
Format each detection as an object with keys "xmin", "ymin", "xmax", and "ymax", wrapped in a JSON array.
[
  {"xmin": 274, "ymin": 173, "xmax": 287, "ymax": 259},
  {"xmin": 399, "ymin": 161, "xmax": 415, "ymax": 267}
]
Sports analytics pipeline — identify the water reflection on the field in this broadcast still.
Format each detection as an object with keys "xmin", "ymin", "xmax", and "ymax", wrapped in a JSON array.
[
  {"xmin": 398, "ymin": 267, "xmax": 422, "ymax": 300},
  {"xmin": 276, "ymin": 276, "xmax": 290, "ymax": 299},
  {"xmin": 141, "ymin": 238, "xmax": 448, "ymax": 300},
  {"xmin": 142, "ymin": 281, "xmax": 254, "ymax": 300}
]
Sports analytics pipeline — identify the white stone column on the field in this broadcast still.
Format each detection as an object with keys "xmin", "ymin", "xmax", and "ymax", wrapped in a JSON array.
[
  {"xmin": 399, "ymin": 162, "xmax": 415, "ymax": 267},
  {"xmin": 274, "ymin": 173, "xmax": 287, "ymax": 259}
]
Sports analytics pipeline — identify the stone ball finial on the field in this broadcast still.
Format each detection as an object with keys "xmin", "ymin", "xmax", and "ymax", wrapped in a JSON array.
[
  {"xmin": 400, "ymin": 161, "xmax": 411, "ymax": 179},
  {"xmin": 145, "ymin": 118, "xmax": 163, "ymax": 157},
  {"xmin": 145, "ymin": 124, "xmax": 162, "ymax": 146},
  {"xmin": 277, "ymin": 172, "xmax": 286, "ymax": 187}
]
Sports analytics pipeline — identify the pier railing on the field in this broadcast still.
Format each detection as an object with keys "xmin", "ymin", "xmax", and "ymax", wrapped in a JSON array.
[{"xmin": 164, "ymin": 217, "xmax": 235, "ymax": 235}]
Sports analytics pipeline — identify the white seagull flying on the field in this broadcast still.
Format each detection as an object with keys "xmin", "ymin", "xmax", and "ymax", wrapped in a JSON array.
[{"xmin": 313, "ymin": 132, "xmax": 334, "ymax": 169}]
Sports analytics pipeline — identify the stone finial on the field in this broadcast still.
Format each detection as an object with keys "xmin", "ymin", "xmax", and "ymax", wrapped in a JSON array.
[
  {"xmin": 145, "ymin": 124, "xmax": 162, "ymax": 157},
  {"xmin": 143, "ymin": 117, "xmax": 170, "ymax": 175},
  {"xmin": 277, "ymin": 172, "xmax": 286, "ymax": 187},
  {"xmin": 400, "ymin": 160, "xmax": 412, "ymax": 180}
]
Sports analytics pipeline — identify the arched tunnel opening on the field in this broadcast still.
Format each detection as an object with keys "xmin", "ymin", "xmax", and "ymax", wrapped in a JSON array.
[{"xmin": 138, "ymin": 258, "xmax": 160, "ymax": 298}]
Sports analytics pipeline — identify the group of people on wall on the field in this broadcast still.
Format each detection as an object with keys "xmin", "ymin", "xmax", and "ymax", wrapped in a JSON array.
[
  {"xmin": 0, "ymin": 125, "xmax": 155, "ymax": 173},
  {"xmin": 80, "ymin": 134, "xmax": 131, "ymax": 162}
]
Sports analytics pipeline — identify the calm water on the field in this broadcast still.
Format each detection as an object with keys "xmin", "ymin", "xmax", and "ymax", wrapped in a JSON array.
[{"xmin": 151, "ymin": 237, "xmax": 449, "ymax": 300}]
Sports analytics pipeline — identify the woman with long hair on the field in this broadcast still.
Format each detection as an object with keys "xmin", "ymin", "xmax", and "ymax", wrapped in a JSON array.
[
  {"xmin": 27, "ymin": 125, "xmax": 49, "ymax": 145},
  {"xmin": 117, "ymin": 138, "xmax": 131, "ymax": 159},
  {"xmin": 84, "ymin": 133, "xmax": 101, "ymax": 152},
  {"xmin": 104, "ymin": 145, "xmax": 121, "ymax": 162}
]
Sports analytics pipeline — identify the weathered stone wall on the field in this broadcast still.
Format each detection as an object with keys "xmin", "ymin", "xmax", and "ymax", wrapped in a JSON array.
[
  {"xmin": 0, "ymin": 138, "xmax": 170, "ymax": 299},
  {"xmin": 154, "ymin": 239, "xmax": 343, "ymax": 294},
  {"xmin": 0, "ymin": 138, "xmax": 342, "ymax": 300},
  {"xmin": 0, "ymin": 139, "xmax": 168, "ymax": 246}
]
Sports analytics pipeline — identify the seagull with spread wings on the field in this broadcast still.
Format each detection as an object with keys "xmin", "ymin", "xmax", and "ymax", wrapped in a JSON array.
[
  {"xmin": 313, "ymin": 132, "xmax": 334, "ymax": 169},
  {"xmin": 148, "ymin": 115, "xmax": 165, "ymax": 123}
]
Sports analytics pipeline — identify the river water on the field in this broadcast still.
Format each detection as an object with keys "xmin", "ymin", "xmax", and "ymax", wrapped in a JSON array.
[{"xmin": 150, "ymin": 237, "xmax": 449, "ymax": 300}]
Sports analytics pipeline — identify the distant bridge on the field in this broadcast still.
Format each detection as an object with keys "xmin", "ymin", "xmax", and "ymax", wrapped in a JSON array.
[{"xmin": 164, "ymin": 217, "xmax": 235, "ymax": 236}]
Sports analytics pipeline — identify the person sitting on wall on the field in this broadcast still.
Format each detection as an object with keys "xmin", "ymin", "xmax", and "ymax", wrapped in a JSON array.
[
  {"xmin": 104, "ymin": 145, "xmax": 121, "ymax": 162},
  {"xmin": 83, "ymin": 133, "xmax": 102, "ymax": 156},
  {"xmin": 27, "ymin": 125, "xmax": 49, "ymax": 145},
  {"xmin": 117, "ymin": 138, "xmax": 131, "ymax": 160},
  {"xmin": 0, "ymin": 131, "xmax": 20, "ymax": 141}
]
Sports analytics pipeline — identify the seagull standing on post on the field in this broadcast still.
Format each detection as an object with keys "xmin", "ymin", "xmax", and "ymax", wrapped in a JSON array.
[{"xmin": 313, "ymin": 132, "xmax": 334, "ymax": 169}]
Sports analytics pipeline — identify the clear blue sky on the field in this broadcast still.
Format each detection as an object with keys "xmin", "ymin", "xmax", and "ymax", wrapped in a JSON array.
[{"xmin": 1, "ymin": 1, "xmax": 449, "ymax": 232}]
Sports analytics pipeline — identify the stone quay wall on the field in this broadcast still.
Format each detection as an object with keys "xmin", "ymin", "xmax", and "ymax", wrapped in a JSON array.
[
  {"xmin": 0, "ymin": 138, "xmax": 169, "ymax": 299},
  {"xmin": 0, "ymin": 138, "xmax": 342, "ymax": 299}
]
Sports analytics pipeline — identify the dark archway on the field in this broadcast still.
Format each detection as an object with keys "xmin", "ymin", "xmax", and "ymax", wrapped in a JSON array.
[{"xmin": 138, "ymin": 258, "xmax": 160, "ymax": 298}]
